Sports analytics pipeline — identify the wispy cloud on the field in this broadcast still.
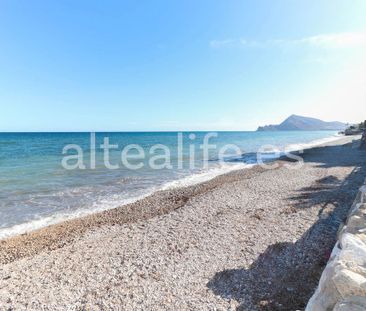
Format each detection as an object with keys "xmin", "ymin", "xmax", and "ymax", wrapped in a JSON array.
[
  {"xmin": 294, "ymin": 33, "xmax": 366, "ymax": 48},
  {"xmin": 209, "ymin": 39, "xmax": 235, "ymax": 49},
  {"xmin": 210, "ymin": 32, "xmax": 366, "ymax": 49}
]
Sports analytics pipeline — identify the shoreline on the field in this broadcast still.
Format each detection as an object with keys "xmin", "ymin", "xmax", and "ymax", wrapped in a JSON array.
[
  {"xmin": 0, "ymin": 135, "xmax": 347, "ymax": 264},
  {"xmin": 0, "ymin": 162, "xmax": 266, "ymax": 265},
  {"xmin": 0, "ymin": 162, "xmax": 252, "ymax": 241},
  {"xmin": 1, "ymin": 134, "xmax": 365, "ymax": 310},
  {"xmin": 0, "ymin": 133, "xmax": 341, "ymax": 241}
]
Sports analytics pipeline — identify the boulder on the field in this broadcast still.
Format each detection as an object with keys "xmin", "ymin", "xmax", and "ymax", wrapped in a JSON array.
[{"xmin": 333, "ymin": 296, "xmax": 366, "ymax": 311}]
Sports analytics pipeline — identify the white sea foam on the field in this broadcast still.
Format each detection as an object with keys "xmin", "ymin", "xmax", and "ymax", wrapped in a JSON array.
[
  {"xmin": 161, "ymin": 163, "xmax": 251, "ymax": 190},
  {"xmin": 285, "ymin": 134, "xmax": 342, "ymax": 152},
  {"xmin": 0, "ymin": 192, "xmax": 154, "ymax": 240}
]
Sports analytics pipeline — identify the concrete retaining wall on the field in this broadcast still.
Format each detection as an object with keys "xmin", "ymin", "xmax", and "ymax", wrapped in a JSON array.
[{"xmin": 306, "ymin": 180, "xmax": 366, "ymax": 311}]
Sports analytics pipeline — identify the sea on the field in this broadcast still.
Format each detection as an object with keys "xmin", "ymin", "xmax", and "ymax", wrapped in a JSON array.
[{"xmin": 0, "ymin": 131, "xmax": 339, "ymax": 239}]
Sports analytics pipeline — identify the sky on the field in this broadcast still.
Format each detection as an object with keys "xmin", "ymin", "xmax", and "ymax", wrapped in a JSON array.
[{"xmin": 0, "ymin": 0, "xmax": 365, "ymax": 131}]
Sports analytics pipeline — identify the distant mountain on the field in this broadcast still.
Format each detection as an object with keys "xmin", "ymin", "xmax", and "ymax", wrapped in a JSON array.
[{"xmin": 257, "ymin": 115, "xmax": 347, "ymax": 131}]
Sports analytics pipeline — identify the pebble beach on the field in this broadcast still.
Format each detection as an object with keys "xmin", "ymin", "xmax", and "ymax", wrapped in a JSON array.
[{"xmin": 1, "ymin": 135, "xmax": 365, "ymax": 311}]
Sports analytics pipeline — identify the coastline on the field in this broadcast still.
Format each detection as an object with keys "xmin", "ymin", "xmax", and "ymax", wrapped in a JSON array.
[
  {"xmin": 0, "ymin": 133, "xmax": 341, "ymax": 241},
  {"xmin": 1, "ymin": 135, "xmax": 365, "ymax": 310},
  {"xmin": 0, "ymin": 134, "xmax": 344, "ymax": 262},
  {"xmin": 0, "ymin": 162, "xmax": 265, "ymax": 265}
]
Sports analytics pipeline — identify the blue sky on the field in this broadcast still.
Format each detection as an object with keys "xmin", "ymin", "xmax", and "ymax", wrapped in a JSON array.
[{"xmin": 0, "ymin": 0, "xmax": 365, "ymax": 131}]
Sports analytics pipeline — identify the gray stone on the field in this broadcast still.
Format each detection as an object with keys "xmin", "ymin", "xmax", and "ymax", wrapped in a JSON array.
[{"xmin": 306, "ymin": 180, "xmax": 366, "ymax": 311}]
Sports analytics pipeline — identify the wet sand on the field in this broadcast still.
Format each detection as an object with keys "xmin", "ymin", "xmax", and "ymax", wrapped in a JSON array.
[{"xmin": 0, "ymin": 136, "xmax": 365, "ymax": 310}]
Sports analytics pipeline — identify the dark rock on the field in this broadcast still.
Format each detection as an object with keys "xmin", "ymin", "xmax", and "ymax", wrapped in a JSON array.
[{"xmin": 360, "ymin": 131, "xmax": 366, "ymax": 149}]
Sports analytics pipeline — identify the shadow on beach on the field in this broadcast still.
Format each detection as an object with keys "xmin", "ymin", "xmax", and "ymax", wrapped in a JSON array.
[{"xmin": 207, "ymin": 140, "xmax": 366, "ymax": 311}]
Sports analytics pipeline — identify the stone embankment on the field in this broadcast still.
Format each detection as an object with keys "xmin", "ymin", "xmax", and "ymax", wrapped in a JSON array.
[
  {"xmin": 306, "ymin": 178, "xmax": 366, "ymax": 310},
  {"xmin": 361, "ymin": 131, "xmax": 366, "ymax": 150}
]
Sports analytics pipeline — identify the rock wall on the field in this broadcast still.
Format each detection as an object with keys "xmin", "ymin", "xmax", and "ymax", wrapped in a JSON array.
[
  {"xmin": 306, "ymin": 180, "xmax": 366, "ymax": 311},
  {"xmin": 361, "ymin": 132, "xmax": 366, "ymax": 150}
]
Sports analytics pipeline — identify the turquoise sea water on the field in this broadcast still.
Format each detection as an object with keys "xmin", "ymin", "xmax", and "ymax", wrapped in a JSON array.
[{"xmin": 0, "ymin": 131, "xmax": 338, "ymax": 238}]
